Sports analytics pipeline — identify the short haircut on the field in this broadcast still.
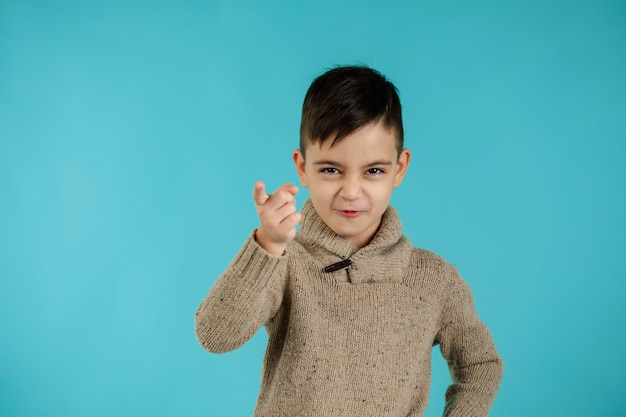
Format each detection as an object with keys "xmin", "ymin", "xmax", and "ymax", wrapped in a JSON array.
[{"xmin": 299, "ymin": 65, "xmax": 404, "ymax": 157}]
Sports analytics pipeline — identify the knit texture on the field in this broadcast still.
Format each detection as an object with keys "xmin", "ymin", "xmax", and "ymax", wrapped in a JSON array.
[{"xmin": 195, "ymin": 200, "xmax": 503, "ymax": 417}]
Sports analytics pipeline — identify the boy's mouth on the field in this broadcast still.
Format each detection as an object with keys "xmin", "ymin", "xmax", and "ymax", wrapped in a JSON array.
[{"xmin": 337, "ymin": 210, "xmax": 362, "ymax": 218}]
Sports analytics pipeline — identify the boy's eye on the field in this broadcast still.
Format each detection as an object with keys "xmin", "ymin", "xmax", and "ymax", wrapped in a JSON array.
[
  {"xmin": 320, "ymin": 167, "xmax": 339, "ymax": 174},
  {"xmin": 366, "ymin": 168, "xmax": 385, "ymax": 175}
]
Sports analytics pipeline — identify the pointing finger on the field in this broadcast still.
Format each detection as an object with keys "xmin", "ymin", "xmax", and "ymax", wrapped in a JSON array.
[{"xmin": 253, "ymin": 181, "xmax": 270, "ymax": 205}]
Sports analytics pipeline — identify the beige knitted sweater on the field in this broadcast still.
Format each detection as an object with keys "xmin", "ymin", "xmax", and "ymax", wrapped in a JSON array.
[{"xmin": 195, "ymin": 200, "xmax": 503, "ymax": 417}]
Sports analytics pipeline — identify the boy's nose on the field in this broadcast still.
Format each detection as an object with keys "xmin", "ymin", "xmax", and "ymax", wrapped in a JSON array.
[{"xmin": 339, "ymin": 178, "xmax": 362, "ymax": 200}]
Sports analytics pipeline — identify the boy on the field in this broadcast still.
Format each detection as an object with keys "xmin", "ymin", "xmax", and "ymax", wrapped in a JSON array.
[{"xmin": 195, "ymin": 66, "xmax": 503, "ymax": 416}]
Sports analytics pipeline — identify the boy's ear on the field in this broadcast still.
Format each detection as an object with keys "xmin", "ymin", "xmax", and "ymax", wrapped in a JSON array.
[
  {"xmin": 393, "ymin": 148, "xmax": 411, "ymax": 188},
  {"xmin": 292, "ymin": 149, "xmax": 308, "ymax": 188}
]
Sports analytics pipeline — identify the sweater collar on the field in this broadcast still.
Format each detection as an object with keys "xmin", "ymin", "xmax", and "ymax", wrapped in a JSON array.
[{"xmin": 295, "ymin": 200, "xmax": 412, "ymax": 284}]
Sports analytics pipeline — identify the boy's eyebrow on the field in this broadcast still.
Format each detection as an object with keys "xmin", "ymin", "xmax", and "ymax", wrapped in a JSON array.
[{"xmin": 312, "ymin": 159, "xmax": 394, "ymax": 168}]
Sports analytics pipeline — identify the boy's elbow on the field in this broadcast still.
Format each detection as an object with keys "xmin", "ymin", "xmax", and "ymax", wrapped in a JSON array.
[
  {"xmin": 194, "ymin": 315, "xmax": 247, "ymax": 354},
  {"xmin": 494, "ymin": 353, "xmax": 504, "ymax": 383},
  {"xmin": 487, "ymin": 347, "xmax": 504, "ymax": 378},
  {"xmin": 473, "ymin": 353, "xmax": 504, "ymax": 391},
  {"xmin": 196, "ymin": 335, "xmax": 239, "ymax": 354}
]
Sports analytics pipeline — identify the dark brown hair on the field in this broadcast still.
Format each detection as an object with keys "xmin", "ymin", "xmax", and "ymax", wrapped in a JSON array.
[{"xmin": 299, "ymin": 65, "xmax": 404, "ymax": 157}]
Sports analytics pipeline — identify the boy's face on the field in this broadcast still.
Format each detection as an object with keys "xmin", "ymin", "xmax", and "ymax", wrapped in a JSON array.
[{"xmin": 293, "ymin": 120, "xmax": 410, "ymax": 248}]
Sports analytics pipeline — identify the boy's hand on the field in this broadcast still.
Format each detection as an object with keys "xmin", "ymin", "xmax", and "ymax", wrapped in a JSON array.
[{"xmin": 253, "ymin": 181, "xmax": 301, "ymax": 256}]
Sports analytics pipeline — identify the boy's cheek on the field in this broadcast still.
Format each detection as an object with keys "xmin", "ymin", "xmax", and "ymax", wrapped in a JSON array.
[{"xmin": 310, "ymin": 182, "xmax": 337, "ymax": 197}]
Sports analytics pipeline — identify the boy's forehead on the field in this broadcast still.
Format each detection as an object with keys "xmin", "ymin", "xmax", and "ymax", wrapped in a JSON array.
[{"xmin": 303, "ymin": 125, "xmax": 400, "ymax": 160}]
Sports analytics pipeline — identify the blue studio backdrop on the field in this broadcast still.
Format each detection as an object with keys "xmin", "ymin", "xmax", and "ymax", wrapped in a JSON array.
[{"xmin": 1, "ymin": 1, "xmax": 625, "ymax": 416}]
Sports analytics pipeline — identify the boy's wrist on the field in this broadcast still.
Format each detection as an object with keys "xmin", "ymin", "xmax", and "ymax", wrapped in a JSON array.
[{"xmin": 254, "ymin": 229, "xmax": 287, "ymax": 257}]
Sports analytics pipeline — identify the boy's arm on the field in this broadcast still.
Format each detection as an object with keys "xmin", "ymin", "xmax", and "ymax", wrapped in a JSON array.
[
  {"xmin": 435, "ymin": 265, "xmax": 504, "ymax": 417},
  {"xmin": 194, "ymin": 233, "xmax": 288, "ymax": 353},
  {"xmin": 194, "ymin": 182, "xmax": 301, "ymax": 353}
]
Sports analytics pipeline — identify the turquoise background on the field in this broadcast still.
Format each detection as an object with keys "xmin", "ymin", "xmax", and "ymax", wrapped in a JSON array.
[{"xmin": 1, "ymin": 0, "xmax": 625, "ymax": 416}]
